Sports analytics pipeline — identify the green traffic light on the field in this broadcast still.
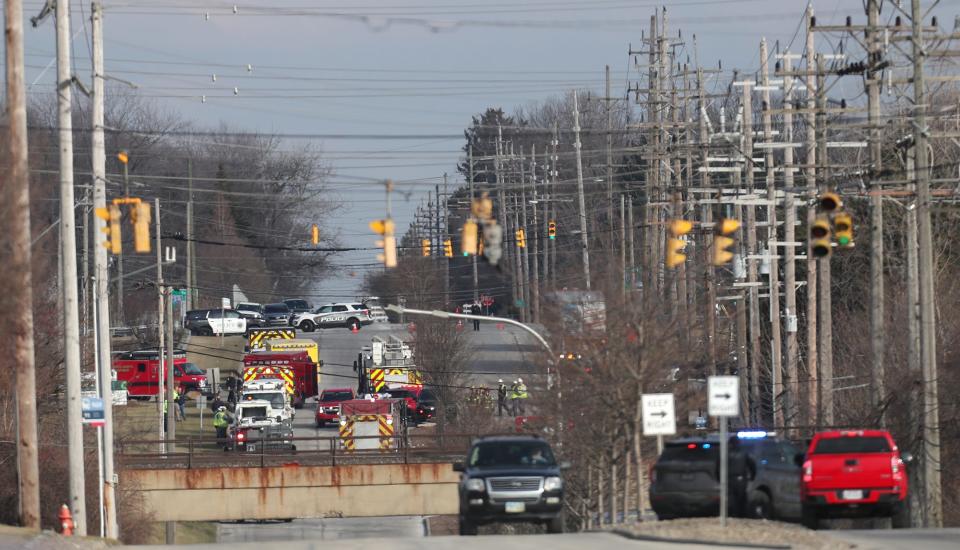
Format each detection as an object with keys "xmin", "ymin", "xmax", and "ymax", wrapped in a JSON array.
[{"xmin": 838, "ymin": 236, "xmax": 850, "ymax": 246}]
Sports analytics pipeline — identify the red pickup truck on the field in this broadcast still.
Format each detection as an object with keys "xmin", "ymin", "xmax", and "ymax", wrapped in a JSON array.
[
  {"xmin": 315, "ymin": 388, "xmax": 356, "ymax": 427},
  {"xmin": 800, "ymin": 429, "xmax": 911, "ymax": 529}
]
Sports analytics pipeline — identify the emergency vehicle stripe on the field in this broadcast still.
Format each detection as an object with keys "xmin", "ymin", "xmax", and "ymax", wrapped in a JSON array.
[
  {"xmin": 370, "ymin": 369, "xmax": 385, "ymax": 392},
  {"xmin": 247, "ymin": 329, "xmax": 296, "ymax": 349},
  {"xmin": 242, "ymin": 366, "xmax": 294, "ymax": 394},
  {"xmin": 378, "ymin": 417, "xmax": 394, "ymax": 451},
  {"xmin": 339, "ymin": 419, "xmax": 354, "ymax": 451}
]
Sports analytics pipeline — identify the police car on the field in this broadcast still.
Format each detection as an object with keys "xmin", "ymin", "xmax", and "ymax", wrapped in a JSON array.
[{"xmin": 290, "ymin": 302, "xmax": 373, "ymax": 332}]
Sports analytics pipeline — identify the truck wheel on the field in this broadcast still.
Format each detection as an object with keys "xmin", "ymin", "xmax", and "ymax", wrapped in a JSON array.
[
  {"xmin": 316, "ymin": 420, "xmax": 325, "ymax": 428},
  {"xmin": 891, "ymin": 502, "xmax": 910, "ymax": 529},
  {"xmin": 801, "ymin": 505, "xmax": 819, "ymax": 530},
  {"xmin": 749, "ymin": 490, "xmax": 774, "ymax": 520},
  {"xmin": 299, "ymin": 320, "xmax": 316, "ymax": 332},
  {"xmin": 546, "ymin": 512, "xmax": 565, "ymax": 534},
  {"xmin": 458, "ymin": 517, "xmax": 477, "ymax": 536}
]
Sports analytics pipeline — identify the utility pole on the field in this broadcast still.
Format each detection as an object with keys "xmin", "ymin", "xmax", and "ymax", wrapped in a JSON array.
[
  {"xmin": 165, "ymin": 286, "xmax": 175, "ymax": 444},
  {"xmin": 760, "ymin": 38, "xmax": 783, "ymax": 428},
  {"xmin": 815, "ymin": 54, "xmax": 834, "ymax": 426},
  {"xmin": 90, "ymin": 1, "xmax": 117, "ymax": 537},
  {"xmin": 911, "ymin": 0, "xmax": 942, "ymax": 526},
  {"xmin": 518, "ymin": 155, "xmax": 530, "ymax": 321},
  {"xmin": 866, "ymin": 0, "xmax": 885, "ymax": 420},
  {"xmin": 117, "ymin": 157, "xmax": 128, "ymax": 323},
  {"xmin": 540, "ymin": 147, "xmax": 550, "ymax": 290},
  {"xmin": 740, "ymin": 78, "xmax": 761, "ymax": 423},
  {"xmin": 573, "ymin": 91, "xmax": 591, "ymax": 290},
  {"xmin": 56, "ymin": 0, "xmax": 87, "ymax": 534},
  {"xmin": 621, "ymin": 195, "xmax": 627, "ymax": 301},
  {"xmin": 155, "ymin": 199, "xmax": 165, "ymax": 447},
  {"xmin": 443, "ymin": 174, "xmax": 450, "ymax": 308},
  {"xmin": 804, "ymin": 6, "xmax": 819, "ymax": 426},
  {"xmin": 6, "ymin": 0, "xmax": 41, "ymax": 529},
  {"xmin": 905, "ymin": 146, "xmax": 922, "ymax": 524},
  {"xmin": 529, "ymin": 148, "xmax": 540, "ymax": 322},
  {"xmin": 468, "ymin": 147, "xmax": 479, "ymax": 302},
  {"xmin": 185, "ymin": 159, "xmax": 194, "ymax": 311},
  {"xmin": 605, "ymin": 65, "xmax": 616, "ymax": 272},
  {"xmin": 779, "ymin": 51, "xmax": 801, "ymax": 429},
  {"xmin": 697, "ymin": 66, "xmax": 717, "ymax": 372}
]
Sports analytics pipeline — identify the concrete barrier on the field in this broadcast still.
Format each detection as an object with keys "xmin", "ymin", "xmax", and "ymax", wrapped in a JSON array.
[{"xmin": 122, "ymin": 462, "xmax": 459, "ymax": 521}]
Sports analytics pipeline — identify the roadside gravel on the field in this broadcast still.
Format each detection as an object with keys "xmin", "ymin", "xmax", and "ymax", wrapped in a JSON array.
[{"xmin": 615, "ymin": 518, "xmax": 855, "ymax": 549}]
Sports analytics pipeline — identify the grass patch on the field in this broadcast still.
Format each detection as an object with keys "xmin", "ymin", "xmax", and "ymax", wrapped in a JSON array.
[{"xmin": 144, "ymin": 521, "xmax": 217, "ymax": 544}]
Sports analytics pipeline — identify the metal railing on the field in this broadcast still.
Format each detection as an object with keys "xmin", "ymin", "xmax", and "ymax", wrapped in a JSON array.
[{"xmin": 116, "ymin": 432, "xmax": 481, "ymax": 470}]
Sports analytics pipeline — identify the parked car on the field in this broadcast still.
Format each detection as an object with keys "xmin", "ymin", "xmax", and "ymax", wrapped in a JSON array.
[
  {"xmin": 235, "ymin": 302, "xmax": 266, "ymax": 328},
  {"xmin": 184, "ymin": 308, "xmax": 246, "ymax": 336},
  {"xmin": 315, "ymin": 388, "xmax": 356, "ymax": 427},
  {"xmin": 649, "ymin": 431, "xmax": 802, "ymax": 521},
  {"xmin": 283, "ymin": 299, "xmax": 312, "ymax": 314},
  {"xmin": 454, "ymin": 435, "xmax": 567, "ymax": 535},
  {"xmin": 415, "ymin": 388, "xmax": 438, "ymax": 423},
  {"xmin": 800, "ymin": 429, "xmax": 911, "ymax": 529},
  {"xmin": 262, "ymin": 303, "xmax": 292, "ymax": 326},
  {"xmin": 290, "ymin": 302, "xmax": 373, "ymax": 332}
]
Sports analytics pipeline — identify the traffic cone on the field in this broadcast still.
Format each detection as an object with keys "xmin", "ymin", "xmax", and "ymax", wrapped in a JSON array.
[
  {"xmin": 496, "ymin": 323, "xmax": 505, "ymax": 331},
  {"xmin": 351, "ymin": 323, "xmax": 359, "ymax": 334},
  {"xmin": 59, "ymin": 504, "xmax": 74, "ymax": 536}
]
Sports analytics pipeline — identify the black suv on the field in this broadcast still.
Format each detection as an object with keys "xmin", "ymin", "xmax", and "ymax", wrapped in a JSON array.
[
  {"xmin": 184, "ymin": 309, "xmax": 213, "ymax": 335},
  {"xmin": 453, "ymin": 435, "xmax": 567, "ymax": 535},
  {"xmin": 649, "ymin": 431, "xmax": 802, "ymax": 521}
]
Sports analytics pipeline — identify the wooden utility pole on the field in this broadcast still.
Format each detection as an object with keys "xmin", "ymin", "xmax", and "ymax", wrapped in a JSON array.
[
  {"xmin": 646, "ymin": 14, "xmax": 660, "ymax": 295},
  {"xmin": 528, "ymin": 149, "xmax": 540, "ymax": 322},
  {"xmin": 540, "ymin": 147, "xmax": 549, "ymax": 290},
  {"xmin": 5, "ymin": 0, "xmax": 41, "ymax": 529},
  {"xmin": 741, "ymin": 79, "xmax": 761, "ymax": 423},
  {"xmin": 468, "ymin": 147, "xmax": 479, "ymax": 302},
  {"xmin": 90, "ymin": 1, "xmax": 118, "ymax": 537},
  {"xmin": 621, "ymin": 195, "xmax": 627, "ymax": 300},
  {"xmin": 911, "ymin": 0, "xmax": 942, "ymax": 526},
  {"xmin": 760, "ymin": 38, "xmax": 783, "ymax": 428},
  {"xmin": 779, "ymin": 51, "xmax": 801, "ymax": 429},
  {"xmin": 804, "ymin": 6, "xmax": 819, "ymax": 426},
  {"xmin": 186, "ymin": 160, "xmax": 194, "ymax": 310},
  {"xmin": 866, "ymin": 0, "xmax": 886, "ymax": 420},
  {"xmin": 697, "ymin": 66, "xmax": 717, "ymax": 372},
  {"xmin": 572, "ymin": 91, "xmax": 591, "ymax": 290},
  {"xmin": 56, "ymin": 0, "xmax": 87, "ymax": 533},
  {"xmin": 815, "ymin": 54, "xmax": 834, "ymax": 426}
]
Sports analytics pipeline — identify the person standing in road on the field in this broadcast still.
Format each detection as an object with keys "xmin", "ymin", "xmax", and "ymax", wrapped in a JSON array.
[
  {"xmin": 162, "ymin": 386, "xmax": 169, "ymax": 431},
  {"xmin": 174, "ymin": 386, "xmax": 185, "ymax": 422},
  {"xmin": 472, "ymin": 299, "xmax": 482, "ymax": 331},
  {"xmin": 497, "ymin": 379, "xmax": 508, "ymax": 417},
  {"xmin": 509, "ymin": 379, "xmax": 520, "ymax": 416},
  {"xmin": 515, "ymin": 378, "xmax": 528, "ymax": 416},
  {"xmin": 213, "ymin": 406, "xmax": 230, "ymax": 442}
]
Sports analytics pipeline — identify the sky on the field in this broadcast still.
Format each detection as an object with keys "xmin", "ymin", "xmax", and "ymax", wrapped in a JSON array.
[{"xmin": 8, "ymin": 0, "xmax": 952, "ymax": 302}]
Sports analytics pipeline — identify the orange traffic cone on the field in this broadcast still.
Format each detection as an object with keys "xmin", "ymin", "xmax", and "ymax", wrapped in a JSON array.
[
  {"xmin": 59, "ymin": 504, "xmax": 74, "ymax": 536},
  {"xmin": 351, "ymin": 323, "xmax": 359, "ymax": 334}
]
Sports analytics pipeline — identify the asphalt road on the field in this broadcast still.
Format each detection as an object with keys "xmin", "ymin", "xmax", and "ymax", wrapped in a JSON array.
[
  {"xmin": 216, "ymin": 516, "xmax": 425, "ymax": 543},
  {"xmin": 827, "ymin": 528, "xmax": 960, "ymax": 549}
]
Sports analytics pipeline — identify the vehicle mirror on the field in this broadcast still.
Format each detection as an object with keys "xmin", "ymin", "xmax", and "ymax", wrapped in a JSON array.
[
  {"xmin": 559, "ymin": 461, "xmax": 572, "ymax": 470},
  {"xmin": 900, "ymin": 452, "xmax": 914, "ymax": 464},
  {"xmin": 452, "ymin": 462, "xmax": 465, "ymax": 472},
  {"xmin": 794, "ymin": 452, "xmax": 805, "ymax": 467}
]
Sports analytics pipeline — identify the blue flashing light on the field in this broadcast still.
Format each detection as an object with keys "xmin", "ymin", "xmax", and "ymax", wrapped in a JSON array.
[
  {"xmin": 736, "ymin": 430, "xmax": 768, "ymax": 439},
  {"xmin": 702, "ymin": 443, "xmax": 712, "ymax": 449}
]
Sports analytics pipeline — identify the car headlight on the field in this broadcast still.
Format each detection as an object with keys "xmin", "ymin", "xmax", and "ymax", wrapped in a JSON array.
[
  {"xmin": 465, "ymin": 478, "xmax": 485, "ymax": 492},
  {"xmin": 544, "ymin": 476, "xmax": 563, "ymax": 491}
]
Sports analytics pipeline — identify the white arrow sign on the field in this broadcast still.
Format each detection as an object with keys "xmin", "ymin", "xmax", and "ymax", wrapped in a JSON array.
[
  {"xmin": 641, "ymin": 393, "xmax": 676, "ymax": 436},
  {"xmin": 708, "ymin": 376, "xmax": 740, "ymax": 417}
]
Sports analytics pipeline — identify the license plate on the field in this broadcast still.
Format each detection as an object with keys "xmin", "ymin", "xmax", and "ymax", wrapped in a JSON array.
[
  {"xmin": 246, "ymin": 444, "xmax": 256, "ymax": 452},
  {"xmin": 841, "ymin": 490, "xmax": 864, "ymax": 500},
  {"xmin": 504, "ymin": 502, "xmax": 525, "ymax": 513}
]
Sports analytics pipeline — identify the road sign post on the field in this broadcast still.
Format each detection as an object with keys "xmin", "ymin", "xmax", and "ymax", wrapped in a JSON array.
[{"xmin": 708, "ymin": 376, "xmax": 739, "ymax": 528}]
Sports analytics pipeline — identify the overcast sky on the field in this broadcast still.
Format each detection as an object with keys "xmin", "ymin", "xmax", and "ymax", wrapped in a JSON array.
[{"xmin": 9, "ymin": 0, "xmax": 952, "ymax": 302}]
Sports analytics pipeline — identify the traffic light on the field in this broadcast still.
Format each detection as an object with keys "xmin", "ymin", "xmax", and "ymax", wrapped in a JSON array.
[
  {"xmin": 369, "ymin": 218, "xmax": 398, "ymax": 268},
  {"xmin": 131, "ymin": 201, "xmax": 151, "ymax": 253},
  {"xmin": 810, "ymin": 215, "xmax": 832, "ymax": 258},
  {"xmin": 515, "ymin": 228, "xmax": 526, "ymax": 248},
  {"xmin": 712, "ymin": 218, "xmax": 740, "ymax": 266},
  {"xmin": 482, "ymin": 223, "xmax": 503, "ymax": 266},
  {"xmin": 462, "ymin": 220, "xmax": 478, "ymax": 256},
  {"xmin": 421, "ymin": 239, "xmax": 431, "ymax": 257},
  {"xmin": 818, "ymin": 191, "xmax": 842, "ymax": 213},
  {"xmin": 443, "ymin": 238, "xmax": 453, "ymax": 258},
  {"xmin": 548, "ymin": 220, "xmax": 556, "ymax": 240},
  {"xmin": 665, "ymin": 219, "xmax": 693, "ymax": 268},
  {"xmin": 311, "ymin": 224, "xmax": 319, "ymax": 245},
  {"xmin": 95, "ymin": 205, "xmax": 122, "ymax": 254},
  {"xmin": 834, "ymin": 212, "xmax": 854, "ymax": 248}
]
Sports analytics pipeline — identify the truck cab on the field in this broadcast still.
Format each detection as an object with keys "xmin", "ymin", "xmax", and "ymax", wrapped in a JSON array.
[
  {"xmin": 240, "ymin": 378, "xmax": 294, "ymax": 422},
  {"xmin": 229, "ymin": 399, "xmax": 295, "ymax": 452},
  {"xmin": 112, "ymin": 350, "xmax": 207, "ymax": 398}
]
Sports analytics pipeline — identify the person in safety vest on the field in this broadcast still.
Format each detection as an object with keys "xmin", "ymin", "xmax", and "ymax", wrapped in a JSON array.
[
  {"xmin": 509, "ymin": 379, "xmax": 520, "ymax": 416},
  {"xmin": 497, "ymin": 379, "xmax": 508, "ymax": 417},
  {"xmin": 173, "ymin": 386, "xmax": 183, "ymax": 422},
  {"xmin": 515, "ymin": 378, "xmax": 528, "ymax": 415},
  {"xmin": 213, "ymin": 406, "xmax": 230, "ymax": 441}
]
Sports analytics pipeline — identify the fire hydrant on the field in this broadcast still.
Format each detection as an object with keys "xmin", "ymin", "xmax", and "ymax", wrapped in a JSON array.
[{"xmin": 59, "ymin": 504, "xmax": 74, "ymax": 536}]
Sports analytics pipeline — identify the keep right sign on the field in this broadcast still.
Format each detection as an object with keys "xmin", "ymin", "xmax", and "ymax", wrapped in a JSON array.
[
  {"xmin": 641, "ymin": 393, "xmax": 676, "ymax": 436},
  {"xmin": 708, "ymin": 376, "xmax": 740, "ymax": 417}
]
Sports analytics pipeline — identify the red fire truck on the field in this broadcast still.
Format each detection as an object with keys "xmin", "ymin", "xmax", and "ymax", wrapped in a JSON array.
[
  {"xmin": 111, "ymin": 349, "xmax": 207, "ymax": 399},
  {"xmin": 242, "ymin": 350, "xmax": 320, "ymax": 408}
]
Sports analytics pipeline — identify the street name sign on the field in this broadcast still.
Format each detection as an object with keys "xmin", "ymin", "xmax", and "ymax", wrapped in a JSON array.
[{"xmin": 641, "ymin": 393, "xmax": 676, "ymax": 436}]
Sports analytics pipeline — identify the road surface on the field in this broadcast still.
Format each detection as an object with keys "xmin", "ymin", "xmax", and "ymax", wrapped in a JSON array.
[
  {"xmin": 827, "ymin": 528, "xmax": 960, "ymax": 549},
  {"xmin": 217, "ymin": 517, "xmax": 425, "ymax": 543}
]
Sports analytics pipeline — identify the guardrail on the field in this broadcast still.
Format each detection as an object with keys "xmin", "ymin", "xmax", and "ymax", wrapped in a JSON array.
[{"xmin": 117, "ymin": 432, "xmax": 482, "ymax": 470}]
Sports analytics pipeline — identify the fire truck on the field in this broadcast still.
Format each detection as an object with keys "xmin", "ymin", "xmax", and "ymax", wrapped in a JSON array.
[
  {"xmin": 242, "ymin": 349, "xmax": 319, "ymax": 408},
  {"xmin": 111, "ymin": 349, "xmax": 207, "ymax": 399},
  {"xmin": 360, "ymin": 336, "xmax": 421, "ymax": 394},
  {"xmin": 337, "ymin": 397, "xmax": 408, "ymax": 451}
]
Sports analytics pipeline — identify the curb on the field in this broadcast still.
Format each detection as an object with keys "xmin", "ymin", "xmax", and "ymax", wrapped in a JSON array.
[{"xmin": 610, "ymin": 528, "xmax": 791, "ymax": 549}]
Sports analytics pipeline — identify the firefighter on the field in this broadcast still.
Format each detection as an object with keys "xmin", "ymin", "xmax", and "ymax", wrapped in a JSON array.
[
  {"xmin": 173, "ymin": 386, "xmax": 184, "ymax": 422},
  {"xmin": 497, "ymin": 379, "xmax": 508, "ymax": 417},
  {"xmin": 162, "ymin": 387, "xmax": 169, "ymax": 431},
  {"xmin": 213, "ymin": 406, "xmax": 230, "ymax": 442},
  {"xmin": 515, "ymin": 378, "xmax": 528, "ymax": 416},
  {"xmin": 509, "ymin": 379, "xmax": 520, "ymax": 416}
]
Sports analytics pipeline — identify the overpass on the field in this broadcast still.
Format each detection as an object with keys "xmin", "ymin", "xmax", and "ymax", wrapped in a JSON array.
[{"xmin": 118, "ymin": 434, "xmax": 469, "ymax": 522}]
